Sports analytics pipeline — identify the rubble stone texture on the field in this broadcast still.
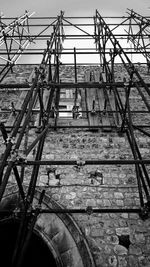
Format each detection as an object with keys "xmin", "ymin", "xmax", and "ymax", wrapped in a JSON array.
[{"xmin": 1, "ymin": 64, "xmax": 150, "ymax": 267}]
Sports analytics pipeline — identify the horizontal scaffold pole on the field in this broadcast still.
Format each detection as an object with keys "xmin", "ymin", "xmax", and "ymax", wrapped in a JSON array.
[
  {"xmin": 0, "ymin": 81, "xmax": 150, "ymax": 89},
  {"xmin": 6, "ymin": 159, "xmax": 150, "ymax": 165},
  {"xmin": 0, "ymin": 208, "xmax": 141, "ymax": 215}
]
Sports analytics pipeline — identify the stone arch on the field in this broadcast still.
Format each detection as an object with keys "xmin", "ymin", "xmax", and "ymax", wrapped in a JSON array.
[{"xmin": 0, "ymin": 186, "xmax": 96, "ymax": 267}]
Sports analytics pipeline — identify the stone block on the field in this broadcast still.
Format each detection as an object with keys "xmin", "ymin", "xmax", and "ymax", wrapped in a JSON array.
[
  {"xmin": 130, "ymin": 233, "xmax": 145, "ymax": 244},
  {"xmin": 104, "ymin": 245, "xmax": 112, "ymax": 254},
  {"xmin": 129, "ymin": 245, "xmax": 142, "ymax": 255},
  {"xmin": 116, "ymin": 200, "xmax": 124, "ymax": 206},
  {"xmin": 103, "ymin": 199, "xmax": 111, "ymax": 207},
  {"xmin": 86, "ymin": 199, "xmax": 96, "ymax": 207},
  {"xmin": 103, "ymin": 192, "xmax": 113, "ymax": 198},
  {"xmin": 114, "ymin": 244, "xmax": 128, "ymax": 255},
  {"xmin": 138, "ymin": 255, "xmax": 150, "ymax": 267},
  {"xmin": 106, "ymin": 235, "xmax": 119, "ymax": 245},
  {"xmin": 118, "ymin": 256, "xmax": 127, "ymax": 267},
  {"xmin": 49, "ymin": 179, "xmax": 59, "ymax": 186},
  {"xmin": 114, "ymin": 192, "xmax": 124, "ymax": 199},
  {"xmin": 106, "ymin": 228, "xmax": 115, "ymax": 235},
  {"xmin": 91, "ymin": 228, "xmax": 105, "ymax": 237},
  {"xmin": 116, "ymin": 227, "xmax": 130, "ymax": 236},
  {"xmin": 39, "ymin": 175, "xmax": 47, "ymax": 184},
  {"xmin": 66, "ymin": 192, "xmax": 76, "ymax": 200},
  {"xmin": 108, "ymin": 255, "xmax": 117, "ymax": 266},
  {"xmin": 129, "ymin": 255, "xmax": 138, "ymax": 267}
]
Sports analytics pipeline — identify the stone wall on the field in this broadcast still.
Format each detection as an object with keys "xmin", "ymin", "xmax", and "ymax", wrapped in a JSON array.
[
  {"xmin": 1, "ymin": 64, "xmax": 150, "ymax": 267},
  {"xmin": 34, "ymin": 129, "xmax": 150, "ymax": 267}
]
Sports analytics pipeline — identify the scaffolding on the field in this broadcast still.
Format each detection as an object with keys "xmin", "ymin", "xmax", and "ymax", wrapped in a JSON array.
[{"xmin": 0, "ymin": 9, "xmax": 150, "ymax": 266}]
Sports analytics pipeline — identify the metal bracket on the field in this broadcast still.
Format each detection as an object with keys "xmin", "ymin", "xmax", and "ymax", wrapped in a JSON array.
[
  {"xmin": 6, "ymin": 136, "xmax": 16, "ymax": 145},
  {"xmin": 86, "ymin": 206, "xmax": 93, "ymax": 215},
  {"xmin": 76, "ymin": 160, "xmax": 85, "ymax": 167}
]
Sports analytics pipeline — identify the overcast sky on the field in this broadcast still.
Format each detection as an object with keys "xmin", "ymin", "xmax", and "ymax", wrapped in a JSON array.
[
  {"xmin": 1, "ymin": 0, "xmax": 150, "ymax": 64},
  {"xmin": 1, "ymin": 0, "xmax": 150, "ymax": 17}
]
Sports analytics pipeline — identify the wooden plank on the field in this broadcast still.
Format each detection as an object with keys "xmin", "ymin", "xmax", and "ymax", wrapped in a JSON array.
[
  {"xmin": 80, "ymin": 88, "xmax": 87, "ymax": 119},
  {"xmin": 86, "ymin": 88, "xmax": 99, "ymax": 127},
  {"xmin": 96, "ymin": 88, "xmax": 111, "ymax": 130},
  {"xmin": 101, "ymin": 72, "xmax": 122, "ymax": 126},
  {"xmin": 108, "ymin": 90, "xmax": 122, "ymax": 126},
  {"xmin": 95, "ymin": 71, "xmax": 111, "ymax": 130},
  {"xmin": 85, "ymin": 71, "xmax": 99, "ymax": 128}
]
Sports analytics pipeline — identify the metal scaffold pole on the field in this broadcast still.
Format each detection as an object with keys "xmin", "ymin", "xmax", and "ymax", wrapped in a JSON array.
[{"xmin": 0, "ymin": 9, "xmax": 150, "ymax": 266}]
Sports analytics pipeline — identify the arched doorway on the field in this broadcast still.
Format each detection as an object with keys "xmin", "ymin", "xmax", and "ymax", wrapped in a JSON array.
[
  {"xmin": 0, "ymin": 218, "xmax": 57, "ymax": 267},
  {"xmin": 0, "ymin": 186, "xmax": 96, "ymax": 267}
]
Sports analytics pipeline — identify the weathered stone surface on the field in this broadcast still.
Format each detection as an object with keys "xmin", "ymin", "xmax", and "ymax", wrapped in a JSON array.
[
  {"xmin": 91, "ymin": 228, "xmax": 105, "ymax": 237},
  {"xmin": 106, "ymin": 228, "xmax": 115, "ymax": 235},
  {"xmin": 118, "ymin": 256, "xmax": 127, "ymax": 267},
  {"xmin": 39, "ymin": 175, "xmax": 48, "ymax": 186},
  {"xmin": 103, "ymin": 199, "xmax": 111, "ymax": 207},
  {"xmin": 129, "ymin": 245, "xmax": 142, "ymax": 255},
  {"xmin": 114, "ymin": 192, "xmax": 124, "ymax": 199},
  {"xmin": 94, "ymin": 254, "xmax": 108, "ymax": 267},
  {"xmin": 108, "ymin": 255, "xmax": 117, "ymax": 266},
  {"xmin": 116, "ymin": 200, "xmax": 124, "ymax": 206},
  {"xmin": 66, "ymin": 192, "xmax": 76, "ymax": 200},
  {"xmin": 104, "ymin": 245, "xmax": 112, "ymax": 254},
  {"xmin": 138, "ymin": 255, "xmax": 150, "ymax": 267},
  {"xmin": 106, "ymin": 235, "xmax": 119, "ymax": 245},
  {"xmin": 86, "ymin": 199, "xmax": 97, "ymax": 207},
  {"xmin": 129, "ymin": 255, "xmax": 138, "ymax": 267},
  {"xmin": 114, "ymin": 245, "xmax": 128, "ymax": 255},
  {"xmin": 116, "ymin": 227, "xmax": 130, "ymax": 236},
  {"xmin": 130, "ymin": 233, "xmax": 145, "ymax": 244},
  {"xmin": 1, "ymin": 64, "xmax": 150, "ymax": 267}
]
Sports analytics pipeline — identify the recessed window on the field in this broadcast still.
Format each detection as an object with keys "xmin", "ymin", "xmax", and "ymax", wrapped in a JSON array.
[{"xmin": 59, "ymin": 105, "xmax": 67, "ymax": 109}]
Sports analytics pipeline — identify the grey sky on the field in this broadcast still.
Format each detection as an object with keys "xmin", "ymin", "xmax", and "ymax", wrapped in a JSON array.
[
  {"xmin": 1, "ymin": 0, "xmax": 150, "ymax": 17},
  {"xmin": 1, "ymin": 0, "xmax": 149, "ymax": 64}
]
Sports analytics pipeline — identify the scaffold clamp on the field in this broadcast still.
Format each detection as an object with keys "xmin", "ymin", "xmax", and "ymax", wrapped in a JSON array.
[
  {"xmin": 139, "ymin": 202, "xmax": 150, "ymax": 220},
  {"xmin": 86, "ymin": 206, "xmax": 93, "ymax": 215}
]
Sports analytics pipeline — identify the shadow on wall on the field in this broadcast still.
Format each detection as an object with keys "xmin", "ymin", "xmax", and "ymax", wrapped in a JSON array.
[{"xmin": 0, "ymin": 219, "xmax": 57, "ymax": 267}]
